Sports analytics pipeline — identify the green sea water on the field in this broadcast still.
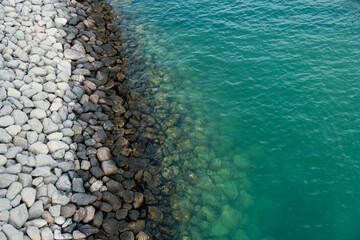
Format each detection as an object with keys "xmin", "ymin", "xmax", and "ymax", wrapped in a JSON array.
[{"xmin": 109, "ymin": 0, "xmax": 360, "ymax": 239}]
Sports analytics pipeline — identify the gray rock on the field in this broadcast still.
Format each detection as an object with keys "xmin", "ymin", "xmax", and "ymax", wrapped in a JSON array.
[
  {"xmin": 29, "ymin": 67, "xmax": 47, "ymax": 77},
  {"xmin": 35, "ymin": 154, "xmax": 58, "ymax": 168},
  {"xmin": 0, "ymin": 155, "xmax": 7, "ymax": 166},
  {"xmin": 0, "ymin": 87, "xmax": 7, "ymax": 101},
  {"xmin": 5, "ymin": 163, "xmax": 22, "ymax": 174},
  {"xmin": 0, "ymin": 199, "xmax": 12, "ymax": 212},
  {"xmin": 0, "ymin": 174, "xmax": 18, "ymax": 188},
  {"xmin": 64, "ymin": 49, "xmax": 85, "ymax": 60},
  {"xmin": 12, "ymin": 110, "xmax": 28, "ymax": 126},
  {"xmin": 0, "ymin": 70, "xmax": 15, "ymax": 81},
  {"xmin": 9, "ymin": 203, "xmax": 29, "ymax": 228},
  {"xmin": 43, "ymin": 82, "xmax": 57, "ymax": 93},
  {"xmin": 3, "ymin": 224, "xmax": 24, "ymax": 240},
  {"xmin": 0, "ymin": 105, "xmax": 13, "ymax": 117},
  {"xmin": 0, "ymin": 144, "xmax": 7, "ymax": 154},
  {"xmin": 72, "ymin": 178, "xmax": 85, "ymax": 193},
  {"xmin": 58, "ymin": 161, "xmax": 74, "ymax": 172},
  {"xmin": 31, "ymin": 166, "xmax": 51, "ymax": 177},
  {"xmin": 27, "ymin": 131, "xmax": 38, "ymax": 144},
  {"xmin": 27, "ymin": 226, "xmax": 40, "ymax": 240},
  {"xmin": 0, "ymin": 116, "xmax": 14, "ymax": 127},
  {"xmin": 49, "ymin": 205, "xmax": 61, "ymax": 218},
  {"xmin": 56, "ymin": 175, "xmax": 71, "ymax": 191},
  {"xmin": 6, "ymin": 182, "xmax": 22, "ymax": 201},
  {"xmin": 21, "ymin": 187, "xmax": 36, "ymax": 207},
  {"xmin": 5, "ymin": 146, "xmax": 22, "ymax": 159},
  {"xmin": 71, "ymin": 193, "xmax": 97, "ymax": 205},
  {"xmin": 28, "ymin": 142, "xmax": 48, "ymax": 154},
  {"xmin": 29, "ymin": 200, "xmax": 44, "ymax": 219},
  {"xmin": 61, "ymin": 204, "xmax": 76, "ymax": 218},
  {"xmin": 43, "ymin": 118, "xmax": 59, "ymax": 134},
  {"xmin": 28, "ymin": 119, "xmax": 43, "ymax": 133},
  {"xmin": 18, "ymin": 173, "xmax": 32, "ymax": 187}
]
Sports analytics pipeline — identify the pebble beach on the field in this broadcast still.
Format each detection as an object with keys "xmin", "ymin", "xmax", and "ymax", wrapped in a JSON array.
[{"xmin": 0, "ymin": 0, "xmax": 158, "ymax": 239}]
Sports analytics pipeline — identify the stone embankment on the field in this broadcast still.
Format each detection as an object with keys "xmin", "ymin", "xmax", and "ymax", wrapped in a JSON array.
[{"xmin": 0, "ymin": 0, "xmax": 159, "ymax": 239}]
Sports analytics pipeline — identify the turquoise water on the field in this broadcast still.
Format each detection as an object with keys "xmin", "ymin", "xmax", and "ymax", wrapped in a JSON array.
[{"xmin": 109, "ymin": 0, "xmax": 360, "ymax": 239}]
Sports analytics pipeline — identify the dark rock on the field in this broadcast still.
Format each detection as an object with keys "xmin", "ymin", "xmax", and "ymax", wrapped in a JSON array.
[
  {"xmin": 129, "ymin": 210, "xmax": 140, "ymax": 221},
  {"xmin": 78, "ymin": 224, "xmax": 99, "ymax": 236},
  {"xmin": 115, "ymin": 136, "xmax": 129, "ymax": 148},
  {"xmin": 106, "ymin": 179, "xmax": 124, "ymax": 193},
  {"xmin": 63, "ymin": 222, "xmax": 76, "ymax": 233},
  {"xmin": 102, "ymin": 192, "xmax": 122, "ymax": 211},
  {"xmin": 148, "ymin": 206, "xmax": 162, "ymax": 222},
  {"xmin": 94, "ymin": 128, "xmax": 106, "ymax": 143},
  {"xmin": 93, "ymin": 211, "xmax": 103, "ymax": 228},
  {"xmin": 144, "ymin": 190, "xmax": 157, "ymax": 204},
  {"xmin": 123, "ymin": 171, "xmax": 134, "ymax": 179},
  {"xmin": 133, "ymin": 192, "xmax": 144, "ymax": 209},
  {"xmin": 122, "ymin": 179, "xmax": 136, "ymax": 190},
  {"xmin": 118, "ymin": 220, "xmax": 129, "ymax": 233},
  {"xmin": 71, "ymin": 193, "xmax": 97, "ymax": 205},
  {"xmin": 136, "ymin": 232, "xmax": 150, "ymax": 240},
  {"xmin": 74, "ymin": 207, "xmax": 86, "ymax": 222},
  {"xmin": 120, "ymin": 231, "xmax": 134, "ymax": 240},
  {"xmin": 100, "ymin": 202, "xmax": 112, "ymax": 212},
  {"xmin": 128, "ymin": 220, "xmax": 145, "ymax": 234},
  {"xmin": 102, "ymin": 219, "xmax": 119, "ymax": 237},
  {"xmin": 115, "ymin": 209, "xmax": 128, "ymax": 220},
  {"xmin": 122, "ymin": 190, "xmax": 134, "ymax": 203},
  {"xmin": 90, "ymin": 166, "xmax": 105, "ymax": 178}
]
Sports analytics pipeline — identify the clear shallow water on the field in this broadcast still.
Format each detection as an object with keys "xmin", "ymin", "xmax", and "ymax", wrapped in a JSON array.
[{"xmin": 110, "ymin": 0, "xmax": 360, "ymax": 239}]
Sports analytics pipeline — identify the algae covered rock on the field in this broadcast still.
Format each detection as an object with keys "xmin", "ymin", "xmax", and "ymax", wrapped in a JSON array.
[{"xmin": 233, "ymin": 154, "xmax": 250, "ymax": 169}]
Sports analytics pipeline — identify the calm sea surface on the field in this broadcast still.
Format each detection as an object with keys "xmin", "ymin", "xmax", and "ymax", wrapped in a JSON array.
[{"xmin": 110, "ymin": 0, "xmax": 360, "ymax": 239}]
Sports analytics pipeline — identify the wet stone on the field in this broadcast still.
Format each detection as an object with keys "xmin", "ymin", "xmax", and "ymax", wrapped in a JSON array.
[
  {"xmin": 116, "ymin": 209, "xmax": 128, "ymax": 220},
  {"xmin": 120, "ymin": 231, "xmax": 134, "ymax": 240},
  {"xmin": 102, "ymin": 219, "xmax": 119, "ymax": 237},
  {"xmin": 123, "ymin": 190, "xmax": 134, "ymax": 203}
]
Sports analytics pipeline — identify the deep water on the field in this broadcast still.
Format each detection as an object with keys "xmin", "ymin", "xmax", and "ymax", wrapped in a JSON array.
[{"xmin": 109, "ymin": 0, "xmax": 360, "ymax": 239}]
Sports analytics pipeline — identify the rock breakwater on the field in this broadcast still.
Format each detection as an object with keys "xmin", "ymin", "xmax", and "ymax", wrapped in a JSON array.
[{"xmin": 0, "ymin": 0, "xmax": 162, "ymax": 238}]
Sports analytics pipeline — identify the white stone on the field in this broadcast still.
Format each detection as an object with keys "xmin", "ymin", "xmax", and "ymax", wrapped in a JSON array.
[
  {"xmin": 29, "ymin": 200, "xmax": 44, "ymax": 220},
  {"xmin": 43, "ymin": 118, "xmax": 59, "ymax": 134},
  {"xmin": 31, "ymin": 166, "xmax": 51, "ymax": 177},
  {"xmin": 28, "ymin": 119, "xmax": 43, "ymax": 133},
  {"xmin": 6, "ymin": 182, "xmax": 22, "ymax": 201},
  {"xmin": 30, "ymin": 109, "xmax": 46, "ymax": 119},
  {"xmin": 28, "ymin": 142, "xmax": 48, "ymax": 154},
  {"xmin": 0, "ymin": 116, "xmax": 15, "ymax": 127},
  {"xmin": 0, "ymin": 155, "xmax": 7, "ymax": 166},
  {"xmin": 47, "ymin": 140, "xmax": 69, "ymax": 153},
  {"xmin": 0, "ymin": 199, "xmax": 12, "ymax": 211},
  {"xmin": 26, "ymin": 226, "xmax": 40, "ymax": 240},
  {"xmin": 21, "ymin": 187, "xmax": 36, "ymax": 207},
  {"xmin": 3, "ymin": 224, "xmax": 24, "ymax": 240},
  {"xmin": 46, "ymin": 132, "xmax": 63, "ymax": 141},
  {"xmin": 9, "ymin": 203, "xmax": 29, "ymax": 229},
  {"xmin": 0, "ymin": 129, "xmax": 12, "ymax": 143},
  {"xmin": 40, "ymin": 228, "xmax": 53, "ymax": 240},
  {"xmin": 5, "ymin": 125, "xmax": 21, "ymax": 136},
  {"xmin": 12, "ymin": 109, "xmax": 28, "ymax": 126},
  {"xmin": 7, "ymin": 88, "xmax": 21, "ymax": 99}
]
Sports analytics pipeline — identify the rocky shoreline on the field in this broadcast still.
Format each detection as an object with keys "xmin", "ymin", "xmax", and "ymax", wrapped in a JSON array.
[{"xmin": 0, "ymin": 0, "xmax": 163, "ymax": 239}]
